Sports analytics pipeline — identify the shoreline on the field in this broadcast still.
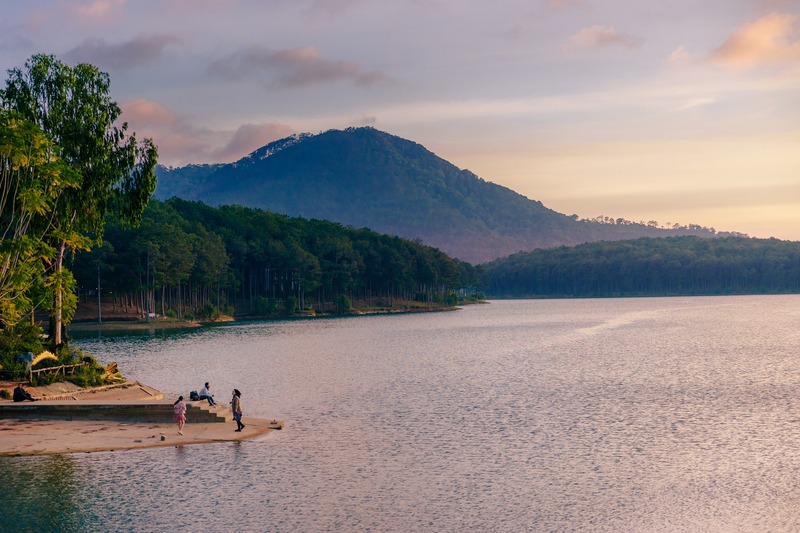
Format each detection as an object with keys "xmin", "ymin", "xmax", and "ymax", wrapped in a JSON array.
[
  {"xmin": 0, "ymin": 381, "xmax": 283, "ymax": 456},
  {"xmin": 0, "ymin": 416, "xmax": 279, "ymax": 456},
  {"xmin": 67, "ymin": 303, "xmax": 464, "ymax": 333}
]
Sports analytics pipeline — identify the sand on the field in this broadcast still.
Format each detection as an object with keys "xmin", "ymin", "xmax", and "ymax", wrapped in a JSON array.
[
  {"xmin": 0, "ymin": 417, "xmax": 280, "ymax": 456},
  {"xmin": 0, "ymin": 381, "xmax": 283, "ymax": 456}
]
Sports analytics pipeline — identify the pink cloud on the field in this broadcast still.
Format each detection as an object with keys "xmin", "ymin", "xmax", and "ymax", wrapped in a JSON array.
[
  {"xmin": 122, "ymin": 99, "xmax": 178, "ymax": 127},
  {"xmin": 73, "ymin": 0, "xmax": 126, "ymax": 20},
  {"xmin": 120, "ymin": 99, "xmax": 295, "ymax": 166},
  {"xmin": 567, "ymin": 26, "xmax": 642, "ymax": 50},
  {"xmin": 712, "ymin": 12, "xmax": 800, "ymax": 68},
  {"xmin": 211, "ymin": 123, "xmax": 296, "ymax": 162}
]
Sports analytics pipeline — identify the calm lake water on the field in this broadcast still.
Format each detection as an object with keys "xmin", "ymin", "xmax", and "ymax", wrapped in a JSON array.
[{"xmin": 3, "ymin": 296, "xmax": 800, "ymax": 532}]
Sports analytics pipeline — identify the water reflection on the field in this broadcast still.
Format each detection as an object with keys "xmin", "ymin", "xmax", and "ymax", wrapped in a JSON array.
[
  {"xmin": 4, "ymin": 296, "xmax": 800, "ymax": 531},
  {"xmin": 0, "ymin": 455, "xmax": 86, "ymax": 531}
]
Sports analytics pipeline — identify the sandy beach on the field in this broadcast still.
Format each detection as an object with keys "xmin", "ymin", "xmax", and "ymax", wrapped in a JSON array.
[
  {"xmin": 0, "ymin": 417, "xmax": 280, "ymax": 456},
  {"xmin": 0, "ymin": 381, "xmax": 283, "ymax": 456}
]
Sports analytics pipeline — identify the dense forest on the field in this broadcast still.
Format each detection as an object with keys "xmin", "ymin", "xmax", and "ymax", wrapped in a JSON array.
[
  {"xmin": 484, "ymin": 236, "xmax": 800, "ymax": 298},
  {"xmin": 71, "ymin": 198, "xmax": 485, "ymax": 320}
]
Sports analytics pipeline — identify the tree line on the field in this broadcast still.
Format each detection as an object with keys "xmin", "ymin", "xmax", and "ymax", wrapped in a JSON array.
[
  {"xmin": 484, "ymin": 236, "xmax": 800, "ymax": 298},
  {"xmin": 71, "ymin": 198, "xmax": 486, "ymax": 320}
]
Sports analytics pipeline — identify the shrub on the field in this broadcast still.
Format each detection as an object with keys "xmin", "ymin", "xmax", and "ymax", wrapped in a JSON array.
[
  {"xmin": 284, "ymin": 296, "xmax": 297, "ymax": 315},
  {"xmin": 67, "ymin": 366, "xmax": 105, "ymax": 388},
  {"xmin": 335, "ymin": 294, "xmax": 352, "ymax": 314},
  {"xmin": 0, "ymin": 323, "xmax": 46, "ymax": 380},
  {"xmin": 198, "ymin": 303, "xmax": 221, "ymax": 321},
  {"xmin": 0, "ymin": 389, "xmax": 10, "ymax": 399}
]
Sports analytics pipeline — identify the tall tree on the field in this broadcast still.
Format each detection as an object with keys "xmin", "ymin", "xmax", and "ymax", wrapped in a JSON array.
[
  {"xmin": 1, "ymin": 54, "xmax": 157, "ymax": 345},
  {"xmin": 0, "ymin": 109, "xmax": 79, "ymax": 327}
]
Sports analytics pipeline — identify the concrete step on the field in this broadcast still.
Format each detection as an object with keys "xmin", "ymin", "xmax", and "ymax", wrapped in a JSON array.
[
  {"xmin": 187, "ymin": 401, "xmax": 232, "ymax": 422},
  {"xmin": 0, "ymin": 400, "xmax": 231, "ymax": 423}
]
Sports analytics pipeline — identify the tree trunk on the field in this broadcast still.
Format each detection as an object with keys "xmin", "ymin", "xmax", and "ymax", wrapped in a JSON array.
[{"xmin": 53, "ymin": 241, "xmax": 66, "ymax": 346}]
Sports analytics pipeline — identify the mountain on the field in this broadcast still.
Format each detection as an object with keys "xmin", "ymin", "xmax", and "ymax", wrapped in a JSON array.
[{"xmin": 155, "ymin": 127, "xmax": 735, "ymax": 263}]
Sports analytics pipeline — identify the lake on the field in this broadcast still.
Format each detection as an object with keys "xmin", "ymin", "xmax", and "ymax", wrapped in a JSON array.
[{"xmin": 3, "ymin": 296, "xmax": 800, "ymax": 532}]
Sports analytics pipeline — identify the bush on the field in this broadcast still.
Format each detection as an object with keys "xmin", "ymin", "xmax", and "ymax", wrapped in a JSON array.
[
  {"xmin": 199, "ymin": 303, "xmax": 221, "ymax": 321},
  {"xmin": 164, "ymin": 308, "xmax": 178, "ymax": 319},
  {"xmin": 67, "ymin": 366, "xmax": 105, "ymax": 388},
  {"xmin": 0, "ymin": 389, "xmax": 10, "ymax": 399},
  {"xmin": 335, "ymin": 294, "xmax": 352, "ymax": 314},
  {"xmin": 0, "ymin": 323, "xmax": 46, "ymax": 380},
  {"xmin": 253, "ymin": 297, "xmax": 279, "ymax": 316},
  {"xmin": 284, "ymin": 296, "xmax": 297, "ymax": 316}
]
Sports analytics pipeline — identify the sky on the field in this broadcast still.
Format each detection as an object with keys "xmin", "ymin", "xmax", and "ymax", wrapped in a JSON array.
[{"xmin": 1, "ymin": 0, "xmax": 798, "ymax": 240}]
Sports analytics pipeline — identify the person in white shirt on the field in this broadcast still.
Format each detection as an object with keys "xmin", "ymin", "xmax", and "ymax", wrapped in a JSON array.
[{"xmin": 198, "ymin": 382, "xmax": 217, "ymax": 406}]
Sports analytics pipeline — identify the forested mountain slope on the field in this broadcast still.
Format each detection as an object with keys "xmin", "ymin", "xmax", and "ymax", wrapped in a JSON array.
[{"xmin": 156, "ymin": 127, "xmax": 736, "ymax": 263}]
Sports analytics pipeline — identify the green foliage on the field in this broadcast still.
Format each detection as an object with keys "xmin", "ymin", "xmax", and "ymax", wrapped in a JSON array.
[
  {"xmin": 66, "ymin": 365, "xmax": 106, "ymax": 388},
  {"xmin": 0, "ymin": 322, "xmax": 45, "ymax": 378},
  {"xmin": 485, "ymin": 236, "xmax": 800, "ymax": 298},
  {"xmin": 253, "ymin": 296, "xmax": 278, "ymax": 316},
  {"xmin": 71, "ymin": 198, "xmax": 472, "ymax": 319},
  {"xmin": 0, "ymin": 389, "xmax": 9, "ymax": 399},
  {"xmin": 200, "ymin": 302, "xmax": 221, "ymax": 321},
  {"xmin": 335, "ymin": 294, "xmax": 352, "ymax": 313},
  {"xmin": 1, "ymin": 53, "xmax": 158, "ymax": 344},
  {"xmin": 0, "ymin": 110, "xmax": 78, "ymax": 327},
  {"xmin": 284, "ymin": 296, "xmax": 298, "ymax": 315}
]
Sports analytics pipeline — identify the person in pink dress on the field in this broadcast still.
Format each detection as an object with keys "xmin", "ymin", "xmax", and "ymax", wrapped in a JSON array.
[{"xmin": 173, "ymin": 395, "xmax": 187, "ymax": 435}]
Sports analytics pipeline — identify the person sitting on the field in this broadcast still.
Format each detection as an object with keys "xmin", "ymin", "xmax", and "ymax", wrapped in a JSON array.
[
  {"xmin": 13, "ymin": 384, "xmax": 37, "ymax": 402},
  {"xmin": 198, "ymin": 382, "xmax": 217, "ymax": 406}
]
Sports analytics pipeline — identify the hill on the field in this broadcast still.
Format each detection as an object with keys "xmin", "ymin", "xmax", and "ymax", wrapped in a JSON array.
[
  {"xmin": 484, "ymin": 236, "xmax": 800, "ymax": 297},
  {"xmin": 155, "ymin": 127, "xmax": 737, "ymax": 263}
]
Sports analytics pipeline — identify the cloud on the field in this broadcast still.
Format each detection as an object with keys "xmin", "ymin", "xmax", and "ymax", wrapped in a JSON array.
[
  {"xmin": 712, "ymin": 12, "xmax": 800, "ymax": 68},
  {"xmin": 566, "ymin": 25, "xmax": 642, "ymax": 51},
  {"xmin": 73, "ymin": 0, "xmax": 127, "ymax": 20},
  {"xmin": 208, "ymin": 44, "xmax": 387, "ymax": 89},
  {"xmin": 64, "ymin": 34, "xmax": 182, "ymax": 70},
  {"xmin": 120, "ymin": 99, "xmax": 295, "ymax": 166},
  {"xmin": 211, "ymin": 123, "xmax": 296, "ymax": 162}
]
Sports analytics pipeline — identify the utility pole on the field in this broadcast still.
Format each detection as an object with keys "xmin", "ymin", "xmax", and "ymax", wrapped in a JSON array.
[{"xmin": 97, "ymin": 263, "xmax": 102, "ymax": 324}]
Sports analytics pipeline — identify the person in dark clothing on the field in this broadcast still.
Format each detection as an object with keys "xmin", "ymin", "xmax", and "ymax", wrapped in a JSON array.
[
  {"xmin": 13, "ymin": 384, "xmax": 36, "ymax": 402},
  {"xmin": 231, "ymin": 389, "xmax": 244, "ymax": 431}
]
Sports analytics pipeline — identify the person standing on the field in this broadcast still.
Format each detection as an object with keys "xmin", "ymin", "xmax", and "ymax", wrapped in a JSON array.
[
  {"xmin": 198, "ymin": 382, "xmax": 216, "ymax": 406},
  {"xmin": 173, "ymin": 395, "xmax": 187, "ymax": 435},
  {"xmin": 231, "ymin": 389, "xmax": 244, "ymax": 432}
]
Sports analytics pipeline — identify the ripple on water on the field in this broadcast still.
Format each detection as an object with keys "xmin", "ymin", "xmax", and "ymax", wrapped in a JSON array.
[{"xmin": 4, "ymin": 296, "xmax": 800, "ymax": 531}]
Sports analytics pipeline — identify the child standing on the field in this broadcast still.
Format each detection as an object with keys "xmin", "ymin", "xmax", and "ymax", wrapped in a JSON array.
[{"xmin": 173, "ymin": 395, "xmax": 187, "ymax": 435}]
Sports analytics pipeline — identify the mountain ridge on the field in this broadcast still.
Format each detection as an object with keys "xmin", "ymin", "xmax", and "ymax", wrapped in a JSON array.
[{"xmin": 155, "ymin": 127, "xmax": 738, "ymax": 263}]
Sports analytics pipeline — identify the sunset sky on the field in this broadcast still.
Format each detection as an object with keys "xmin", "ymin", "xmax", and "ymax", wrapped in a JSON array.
[{"xmin": 1, "ymin": 0, "xmax": 798, "ymax": 239}]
